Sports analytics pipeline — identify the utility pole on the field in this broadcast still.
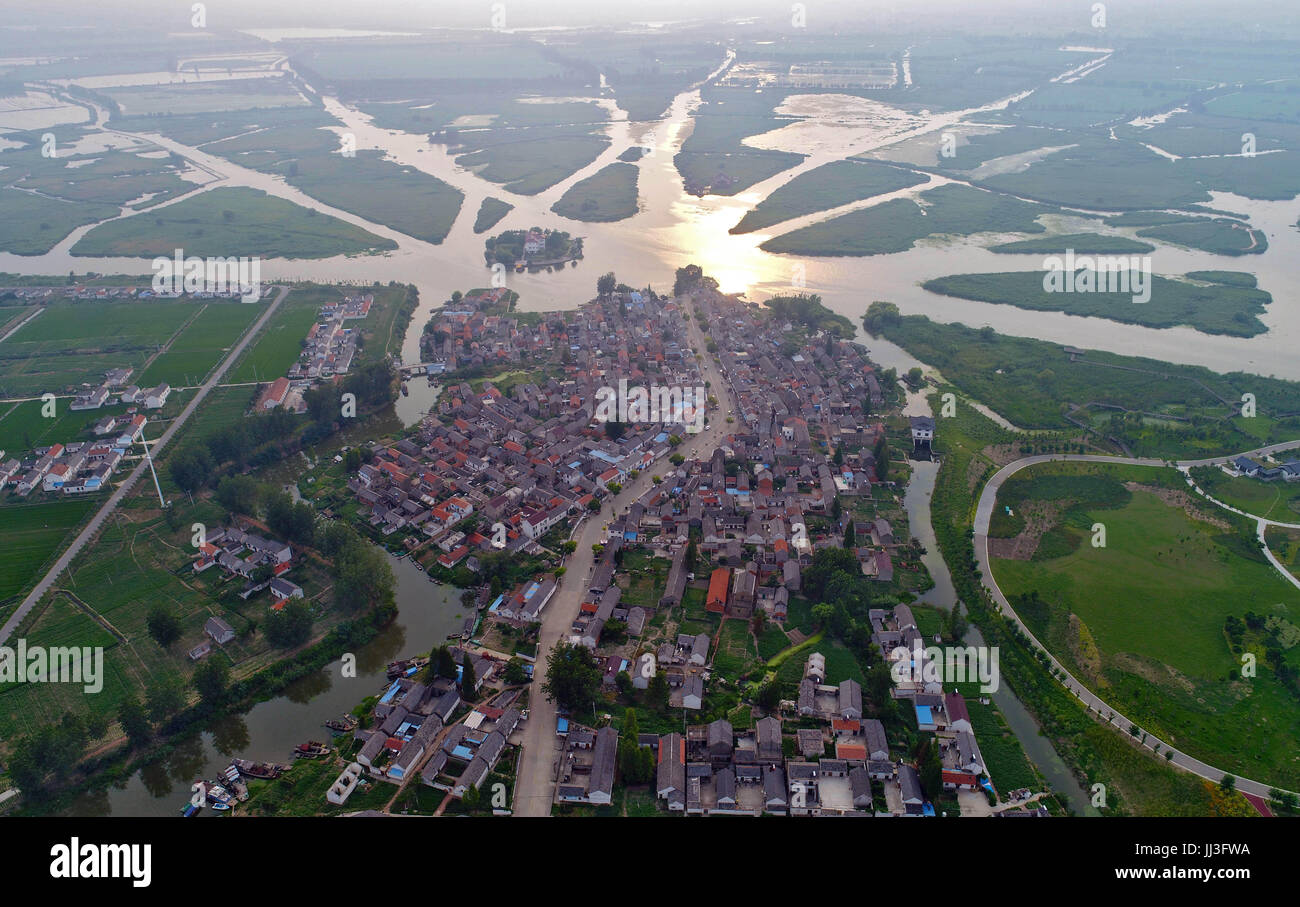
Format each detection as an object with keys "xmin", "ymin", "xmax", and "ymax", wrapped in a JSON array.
[{"xmin": 138, "ymin": 425, "xmax": 167, "ymax": 508}]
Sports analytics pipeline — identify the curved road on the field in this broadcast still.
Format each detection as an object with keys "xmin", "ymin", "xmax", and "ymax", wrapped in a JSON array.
[
  {"xmin": 0, "ymin": 287, "xmax": 289, "ymax": 645},
  {"xmin": 512, "ymin": 292, "xmax": 737, "ymax": 815},
  {"xmin": 973, "ymin": 441, "xmax": 1300, "ymax": 801}
]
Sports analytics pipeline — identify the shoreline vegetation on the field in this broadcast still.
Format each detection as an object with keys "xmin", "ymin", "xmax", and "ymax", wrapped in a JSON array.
[
  {"xmin": 920, "ymin": 270, "xmax": 1272, "ymax": 337},
  {"xmin": 863, "ymin": 304, "xmax": 1300, "ymax": 460}
]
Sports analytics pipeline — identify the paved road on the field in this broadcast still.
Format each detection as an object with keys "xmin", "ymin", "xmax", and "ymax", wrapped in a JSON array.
[
  {"xmin": 0, "ymin": 287, "xmax": 289, "ymax": 645},
  {"xmin": 512, "ymin": 293, "xmax": 736, "ymax": 815},
  {"xmin": 972, "ymin": 443, "xmax": 1300, "ymax": 801}
]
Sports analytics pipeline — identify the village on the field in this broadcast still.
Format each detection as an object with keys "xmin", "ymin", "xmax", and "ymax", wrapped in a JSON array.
[{"xmin": 296, "ymin": 277, "xmax": 1038, "ymax": 817}]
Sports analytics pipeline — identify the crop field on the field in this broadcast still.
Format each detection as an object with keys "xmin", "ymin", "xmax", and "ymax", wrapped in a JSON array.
[
  {"xmin": 133, "ymin": 301, "xmax": 262, "ymax": 388},
  {"xmin": 0, "ymin": 299, "xmax": 196, "ymax": 396},
  {"xmin": 992, "ymin": 463, "xmax": 1300, "ymax": 786},
  {"xmin": 70, "ymin": 187, "xmax": 396, "ymax": 259},
  {"xmin": 225, "ymin": 291, "xmax": 330, "ymax": 384},
  {"xmin": 0, "ymin": 497, "xmax": 99, "ymax": 605}
]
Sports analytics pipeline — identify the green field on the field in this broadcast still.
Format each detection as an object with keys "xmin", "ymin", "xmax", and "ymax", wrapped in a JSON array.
[
  {"xmin": 0, "ymin": 187, "xmax": 119, "ymax": 255},
  {"xmin": 992, "ymin": 463, "xmax": 1300, "ymax": 786},
  {"xmin": 473, "ymin": 197, "xmax": 514, "ymax": 234},
  {"xmin": 1191, "ymin": 467, "xmax": 1300, "ymax": 523},
  {"xmin": 0, "ymin": 299, "xmax": 197, "ymax": 396},
  {"xmin": 987, "ymin": 233, "xmax": 1155, "ymax": 255},
  {"xmin": 1136, "ymin": 219, "xmax": 1268, "ymax": 256},
  {"xmin": 225, "ymin": 290, "xmax": 331, "ymax": 383},
  {"xmin": 273, "ymin": 152, "xmax": 463, "ymax": 245},
  {"xmin": 134, "ymin": 302, "xmax": 262, "ymax": 387},
  {"xmin": 731, "ymin": 160, "xmax": 926, "ymax": 234},
  {"xmin": 70, "ymin": 187, "xmax": 396, "ymax": 259},
  {"xmin": 674, "ymin": 85, "xmax": 805, "ymax": 196},
  {"xmin": 456, "ymin": 130, "xmax": 611, "ymax": 195},
  {"xmin": 761, "ymin": 184, "xmax": 1052, "ymax": 256},
  {"xmin": 867, "ymin": 311, "xmax": 1300, "ymax": 459},
  {"xmin": 920, "ymin": 270, "xmax": 1271, "ymax": 337},
  {"xmin": 0, "ymin": 498, "xmax": 98, "ymax": 605},
  {"xmin": 550, "ymin": 162, "xmax": 639, "ymax": 222},
  {"xmin": 104, "ymin": 77, "xmax": 309, "ymax": 116}
]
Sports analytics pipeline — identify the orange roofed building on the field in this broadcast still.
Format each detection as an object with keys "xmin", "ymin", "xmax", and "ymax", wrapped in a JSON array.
[{"xmin": 706, "ymin": 567, "xmax": 730, "ymax": 614}]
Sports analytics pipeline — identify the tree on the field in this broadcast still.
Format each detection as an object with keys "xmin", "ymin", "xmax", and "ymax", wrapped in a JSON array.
[
  {"xmin": 647, "ymin": 671, "xmax": 670, "ymax": 712},
  {"xmin": 435, "ymin": 645, "xmax": 458, "ymax": 679},
  {"xmin": 118, "ymin": 697, "xmax": 152, "ymax": 748},
  {"xmin": 461, "ymin": 783, "xmax": 480, "ymax": 809},
  {"xmin": 756, "ymin": 681, "xmax": 781, "ymax": 713},
  {"xmin": 542, "ymin": 642, "xmax": 601, "ymax": 710},
  {"xmin": 145, "ymin": 679, "xmax": 185, "ymax": 724},
  {"xmin": 843, "ymin": 520, "xmax": 856, "ymax": 549},
  {"xmin": 597, "ymin": 272, "xmax": 617, "ymax": 298},
  {"xmin": 504, "ymin": 658, "xmax": 528, "ymax": 685},
  {"xmin": 146, "ymin": 605, "xmax": 182, "ymax": 648},
  {"xmin": 460, "ymin": 652, "xmax": 477, "ymax": 701},
  {"xmin": 265, "ymin": 599, "xmax": 313, "ymax": 648},
  {"xmin": 169, "ymin": 446, "xmax": 213, "ymax": 495},
  {"xmin": 873, "ymin": 435, "xmax": 889, "ymax": 482},
  {"xmin": 192, "ymin": 658, "xmax": 229, "ymax": 704}
]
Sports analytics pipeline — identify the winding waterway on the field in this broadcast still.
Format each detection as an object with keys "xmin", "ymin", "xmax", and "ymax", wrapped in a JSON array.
[
  {"xmin": 17, "ymin": 57, "xmax": 1297, "ymax": 815},
  {"xmin": 65, "ymin": 556, "xmax": 462, "ymax": 817}
]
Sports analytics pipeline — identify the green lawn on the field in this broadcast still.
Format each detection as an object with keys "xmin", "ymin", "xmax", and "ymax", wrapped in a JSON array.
[
  {"xmin": 987, "ymin": 233, "xmax": 1155, "ymax": 255},
  {"xmin": 992, "ymin": 466, "xmax": 1300, "ymax": 786},
  {"xmin": 0, "ymin": 187, "xmax": 118, "ymax": 255},
  {"xmin": 1191, "ymin": 467, "xmax": 1300, "ymax": 523}
]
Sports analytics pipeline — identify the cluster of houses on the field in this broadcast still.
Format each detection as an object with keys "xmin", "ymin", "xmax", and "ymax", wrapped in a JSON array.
[
  {"xmin": 329, "ymin": 647, "xmax": 524, "ymax": 806},
  {"xmin": 254, "ymin": 292, "xmax": 374, "ymax": 415},
  {"xmin": 69, "ymin": 368, "xmax": 170, "ymax": 413},
  {"xmin": 641, "ymin": 629, "xmax": 994, "ymax": 817},
  {"xmin": 1229, "ymin": 453, "xmax": 1300, "ymax": 482},
  {"xmin": 286, "ymin": 293, "xmax": 372, "ymax": 384},
  {"xmin": 350, "ymin": 290, "xmax": 703, "ymax": 574},
  {"xmin": 191, "ymin": 524, "xmax": 303, "ymax": 610},
  {"xmin": 0, "ymin": 413, "xmax": 144, "ymax": 497}
]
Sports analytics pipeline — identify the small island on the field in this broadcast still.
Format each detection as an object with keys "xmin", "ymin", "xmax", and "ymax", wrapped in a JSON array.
[{"xmin": 483, "ymin": 228, "xmax": 583, "ymax": 273}]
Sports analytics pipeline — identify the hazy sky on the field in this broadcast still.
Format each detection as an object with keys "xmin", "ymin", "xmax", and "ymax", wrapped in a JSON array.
[{"xmin": 1, "ymin": 0, "xmax": 1296, "ymax": 38}]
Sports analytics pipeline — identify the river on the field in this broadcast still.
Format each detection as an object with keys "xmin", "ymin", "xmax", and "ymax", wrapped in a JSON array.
[
  {"xmin": 901, "ymin": 388, "xmax": 1097, "ymax": 814},
  {"xmin": 3, "ymin": 65, "xmax": 1298, "ymax": 382},
  {"xmin": 21, "ymin": 58, "xmax": 1293, "ymax": 816},
  {"xmin": 64, "ymin": 556, "xmax": 463, "ymax": 817}
]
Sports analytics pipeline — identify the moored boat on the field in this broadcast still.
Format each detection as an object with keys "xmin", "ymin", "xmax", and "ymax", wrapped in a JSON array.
[
  {"xmin": 293, "ymin": 740, "xmax": 331, "ymax": 758},
  {"xmin": 232, "ymin": 758, "xmax": 290, "ymax": 780},
  {"xmin": 323, "ymin": 714, "xmax": 358, "ymax": 733}
]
